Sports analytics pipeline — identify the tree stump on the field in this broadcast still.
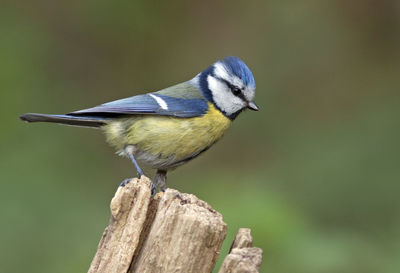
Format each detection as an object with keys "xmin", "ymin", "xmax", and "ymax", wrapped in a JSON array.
[{"xmin": 88, "ymin": 176, "xmax": 262, "ymax": 273}]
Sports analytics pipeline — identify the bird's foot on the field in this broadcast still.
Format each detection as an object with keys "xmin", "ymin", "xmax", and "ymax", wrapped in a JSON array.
[
  {"xmin": 120, "ymin": 177, "xmax": 156, "ymax": 197},
  {"xmin": 153, "ymin": 170, "xmax": 167, "ymax": 194},
  {"xmin": 151, "ymin": 182, "xmax": 156, "ymax": 197},
  {"xmin": 119, "ymin": 178, "xmax": 132, "ymax": 187}
]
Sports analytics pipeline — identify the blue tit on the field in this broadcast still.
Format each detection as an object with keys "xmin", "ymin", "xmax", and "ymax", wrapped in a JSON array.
[{"xmin": 20, "ymin": 56, "xmax": 258, "ymax": 192}]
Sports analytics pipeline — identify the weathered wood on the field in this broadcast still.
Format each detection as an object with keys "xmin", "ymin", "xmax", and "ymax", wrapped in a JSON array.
[
  {"xmin": 88, "ymin": 176, "xmax": 152, "ymax": 273},
  {"xmin": 130, "ymin": 189, "xmax": 227, "ymax": 273},
  {"xmin": 218, "ymin": 228, "xmax": 263, "ymax": 273},
  {"xmin": 88, "ymin": 177, "xmax": 262, "ymax": 273}
]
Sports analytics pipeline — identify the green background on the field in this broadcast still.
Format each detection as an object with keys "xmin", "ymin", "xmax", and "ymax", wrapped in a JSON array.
[{"xmin": 1, "ymin": 1, "xmax": 399, "ymax": 272}]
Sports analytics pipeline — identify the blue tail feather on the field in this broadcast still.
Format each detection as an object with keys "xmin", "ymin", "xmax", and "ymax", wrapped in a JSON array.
[{"xmin": 19, "ymin": 113, "xmax": 110, "ymax": 128}]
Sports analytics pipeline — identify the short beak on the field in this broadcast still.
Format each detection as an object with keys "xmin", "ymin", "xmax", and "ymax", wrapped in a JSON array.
[{"xmin": 247, "ymin": 101, "xmax": 259, "ymax": 111}]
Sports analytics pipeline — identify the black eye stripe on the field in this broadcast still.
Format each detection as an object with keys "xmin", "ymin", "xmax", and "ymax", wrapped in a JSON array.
[
  {"xmin": 236, "ymin": 91, "xmax": 247, "ymax": 102},
  {"xmin": 216, "ymin": 77, "xmax": 245, "ymax": 100}
]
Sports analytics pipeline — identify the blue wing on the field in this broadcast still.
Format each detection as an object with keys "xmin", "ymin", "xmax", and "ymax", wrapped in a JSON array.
[{"xmin": 69, "ymin": 93, "xmax": 208, "ymax": 118}]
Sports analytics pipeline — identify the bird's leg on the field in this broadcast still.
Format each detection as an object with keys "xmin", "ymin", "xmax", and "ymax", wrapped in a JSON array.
[
  {"xmin": 128, "ymin": 153, "xmax": 144, "ymax": 178},
  {"xmin": 124, "ymin": 145, "xmax": 156, "ymax": 195},
  {"xmin": 154, "ymin": 170, "xmax": 167, "ymax": 192},
  {"xmin": 125, "ymin": 145, "xmax": 144, "ymax": 178}
]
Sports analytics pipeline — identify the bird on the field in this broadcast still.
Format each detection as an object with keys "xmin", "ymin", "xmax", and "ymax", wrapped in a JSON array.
[{"xmin": 20, "ymin": 56, "xmax": 258, "ymax": 193}]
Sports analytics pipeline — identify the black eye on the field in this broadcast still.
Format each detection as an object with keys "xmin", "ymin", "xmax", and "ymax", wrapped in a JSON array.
[{"xmin": 231, "ymin": 86, "xmax": 241, "ymax": 96}]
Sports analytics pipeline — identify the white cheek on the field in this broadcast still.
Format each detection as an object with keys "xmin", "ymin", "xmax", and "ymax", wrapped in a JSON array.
[
  {"xmin": 207, "ymin": 75, "xmax": 246, "ymax": 116},
  {"xmin": 208, "ymin": 75, "xmax": 226, "ymax": 94}
]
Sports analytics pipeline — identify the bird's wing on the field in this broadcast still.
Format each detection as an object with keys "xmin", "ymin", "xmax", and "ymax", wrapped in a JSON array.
[{"xmin": 69, "ymin": 82, "xmax": 208, "ymax": 118}]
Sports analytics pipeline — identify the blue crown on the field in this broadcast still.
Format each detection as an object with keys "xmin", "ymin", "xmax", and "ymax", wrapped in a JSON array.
[{"xmin": 218, "ymin": 56, "xmax": 255, "ymax": 88}]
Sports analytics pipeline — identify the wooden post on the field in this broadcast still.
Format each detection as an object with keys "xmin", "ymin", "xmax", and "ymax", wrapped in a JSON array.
[{"xmin": 88, "ymin": 176, "xmax": 262, "ymax": 273}]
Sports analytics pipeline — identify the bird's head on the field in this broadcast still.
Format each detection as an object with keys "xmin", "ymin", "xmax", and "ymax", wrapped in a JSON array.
[{"xmin": 197, "ymin": 56, "xmax": 258, "ymax": 120}]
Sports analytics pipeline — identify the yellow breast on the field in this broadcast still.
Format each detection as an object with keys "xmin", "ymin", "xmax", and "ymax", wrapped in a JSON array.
[
  {"xmin": 128, "ymin": 103, "xmax": 231, "ymax": 160},
  {"xmin": 103, "ymin": 103, "xmax": 231, "ymax": 167}
]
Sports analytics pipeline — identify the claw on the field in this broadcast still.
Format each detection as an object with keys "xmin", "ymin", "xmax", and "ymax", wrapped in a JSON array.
[
  {"xmin": 153, "ymin": 170, "xmax": 167, "ymax": 193},
  {"xmin": 119, "ymin": 178, "xmax": 132, "ymax": 187},
  {"xmin": 151, "ymin": 182, "xmax": 156, "ymax": 197}
]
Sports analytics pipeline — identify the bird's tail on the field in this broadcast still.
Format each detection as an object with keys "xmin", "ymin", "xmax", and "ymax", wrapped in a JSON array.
[{"xmin": 19, "ymin": 113, "xmax": 110, "ymax": 128}]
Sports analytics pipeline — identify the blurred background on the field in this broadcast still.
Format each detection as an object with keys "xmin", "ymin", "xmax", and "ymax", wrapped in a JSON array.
[{"xmin": 1, "ymin": 1, "xmax": 399, "ymax": 272}]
